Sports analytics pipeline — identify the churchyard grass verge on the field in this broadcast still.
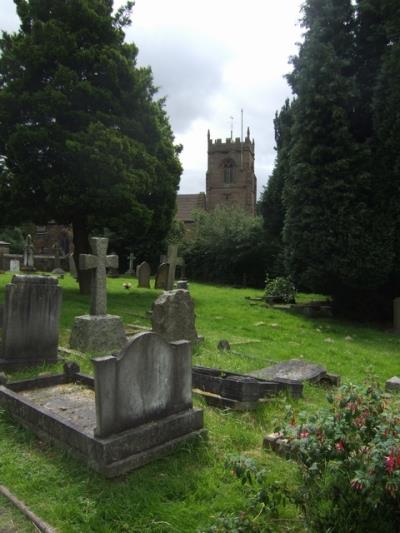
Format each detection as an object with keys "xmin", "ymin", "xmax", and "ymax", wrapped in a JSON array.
[{"xmin": 0, "ymin": 273, "xmax": 399, "ymax": 531}]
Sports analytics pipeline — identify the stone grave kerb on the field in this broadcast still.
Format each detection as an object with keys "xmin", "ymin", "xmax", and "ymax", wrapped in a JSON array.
[
  {"xmin": 166, "ymin": 245, "xmax": 184, "ymax": 290},
  {"xmin": 79, "ymin": 237, "xmax": 118, "ymax": 316}
]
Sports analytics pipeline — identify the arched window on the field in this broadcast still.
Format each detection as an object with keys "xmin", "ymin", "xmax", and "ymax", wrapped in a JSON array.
[{"xmin": 223, "ymin": 159, "xmax": 235, "ymax": 184}]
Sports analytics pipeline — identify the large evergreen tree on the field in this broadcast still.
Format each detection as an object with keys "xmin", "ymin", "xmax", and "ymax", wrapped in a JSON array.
[
  {"xmin": 0, "ymin": 0, "xmax": 181, "ymax": 291},
  {"xmin": 279, "ymin": 0, "xmax": 396, "ymax": 317}
]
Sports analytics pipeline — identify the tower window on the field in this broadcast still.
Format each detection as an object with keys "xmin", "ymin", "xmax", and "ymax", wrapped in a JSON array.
[{"xmin": 223, "ymin": 160, "xmax": 235, "ymax": 184}]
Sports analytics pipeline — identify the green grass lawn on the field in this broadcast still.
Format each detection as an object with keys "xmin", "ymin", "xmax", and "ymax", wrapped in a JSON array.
[{"xmin": 0, "ymin": 273, "xmax": 399, "ymax": 532}]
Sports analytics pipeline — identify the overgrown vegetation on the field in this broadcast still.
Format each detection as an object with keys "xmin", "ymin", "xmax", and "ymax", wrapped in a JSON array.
[{"xmin": 279, "ymin": 382, "xmax": 400, "ymax": 532}]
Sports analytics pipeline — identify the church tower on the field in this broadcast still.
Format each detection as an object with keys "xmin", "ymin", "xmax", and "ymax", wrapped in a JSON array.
[{"xmin": 206, "ymin": 128, "xmax": 257, "ymax": 215}]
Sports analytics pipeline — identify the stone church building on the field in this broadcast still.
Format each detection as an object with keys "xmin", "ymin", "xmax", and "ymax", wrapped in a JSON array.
[{"xmin": 176, "ymin": 129, "xmax": 257, "ymax": 229}]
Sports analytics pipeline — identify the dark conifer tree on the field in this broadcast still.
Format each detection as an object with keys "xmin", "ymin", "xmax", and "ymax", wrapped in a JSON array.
[
  {"xmin": 260, "ymin": 99, "xmax": 293, "ymax": 276},
  {"xmin": 281, "ymin": 0, "xmax": 395, "ymax": 316},
  {"xmin": 0, "ymin": 0, "xmax": 181, "ymax": 292}
]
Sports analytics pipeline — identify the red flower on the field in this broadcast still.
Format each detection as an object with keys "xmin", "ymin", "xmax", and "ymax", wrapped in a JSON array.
[
  {"xmin": 351, "ymin": 479, "xmax": 364, "ymax": 491},
  {"xmin": 335, "ymin": 440, "xmax": 345, "ymax": 452}
]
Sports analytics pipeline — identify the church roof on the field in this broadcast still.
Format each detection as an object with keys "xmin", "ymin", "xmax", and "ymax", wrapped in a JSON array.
[{"xmin": 176, "ymin": 193, "xmax": 206, "ymax": 222}]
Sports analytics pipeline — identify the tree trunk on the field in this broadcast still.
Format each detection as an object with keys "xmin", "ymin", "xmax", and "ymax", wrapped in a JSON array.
[{"xmin": 72, "ymin": 217, "xmax": 91, "ymax": 295}]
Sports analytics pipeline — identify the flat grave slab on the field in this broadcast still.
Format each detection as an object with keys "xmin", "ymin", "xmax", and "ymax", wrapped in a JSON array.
[{"xmin": 249, "ymin": 359, "xmax": 340, "ymax": 387}]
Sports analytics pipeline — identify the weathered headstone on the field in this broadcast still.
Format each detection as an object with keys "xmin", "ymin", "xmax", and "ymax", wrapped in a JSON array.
[
  {"xmin": 393, "ymin": 297, "xmax": 400, "ymax": 334},
  {"xmin": 0, "ymin": 275, "xmax": 62, "ymax": 369},
  {"xmin": 137, "ymin": 261, "xmax": 151, "ymax": 288},
  {"xmin": 151, "ymin": 289, "xmax": 201, "ymax": 343},
  {"xmin": 125, "ymin": 252, "xmax": 136, "ymax": 275},
  {"xmin": 166, "ymin": 245, "xmax": 184, "ymax": 290},
  {"xmin": 9, "ymin": 259, "xmax": 20, "ymax": 273},
  {"xmin": 176, "ymin": 280, "xmax": 188, "ymax": 290},
  {"xmin": 154, "ymin": 262, "xmax": 169, "ymax": 289},
  {"xmin": 22, "ymin": 234, "xmax": 35, "ymax": 271},
  {"xmin": 93, "ymin": 332, "xmax": 194, "ymax": 436},
  {"xmin": 69, "ymin": 237, "xmax": 126, "ymax": 353}
]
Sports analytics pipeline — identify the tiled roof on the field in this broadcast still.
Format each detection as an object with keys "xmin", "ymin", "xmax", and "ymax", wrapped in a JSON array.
[{"xmin": 176, "ymin": 193, "xmax": 206, "ymax": 222}]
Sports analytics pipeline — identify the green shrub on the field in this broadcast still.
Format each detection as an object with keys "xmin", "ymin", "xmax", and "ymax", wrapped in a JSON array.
[
  {"xmin": 279, "ymin": 382, "xmax": 400, "ymax": 532},
  {"xmin": 182, "ymin": 207, "xmax": 271, "ymax": 288},
  {"xmin": 264, "ymin": 275, "xmax": 296, "ymax": 304}
]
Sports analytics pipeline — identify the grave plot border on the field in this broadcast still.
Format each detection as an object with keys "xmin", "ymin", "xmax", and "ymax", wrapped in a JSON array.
[{"xmin": 0, "ymin": 366, "xmax": 205, "ymax": 478}]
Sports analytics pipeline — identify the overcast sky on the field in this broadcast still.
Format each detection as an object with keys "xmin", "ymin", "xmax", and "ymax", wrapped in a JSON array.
[{"xmin": 1, "ymin": 0, "xmax": 304, "ymax": 196}]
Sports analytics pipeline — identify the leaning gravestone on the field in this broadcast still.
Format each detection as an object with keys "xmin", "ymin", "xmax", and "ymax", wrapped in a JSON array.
[
  {"xmin": 151, "ymin": 289, "xmax": 201, "ymax": 343},
  {"xmin": 393, "ymin": 297, "xmax": 400, "ymax": 334},
  {"xmin": 69, "ymin": 237, "xmax": 126, "ymax": 353},
  {"xmin": 0, "ymin": 275, "xmax": 62, "ymax": 369},
  {"xmin": 137, "ymin": 261, "xmax": 151, "ymax": 288},
  {"xmin": 154, "ymin": 262, "xmax": 169, "ymax": 289},
  {"xmin": 9, "ymin": 259, "xmax": 20, "ymax": 273}
]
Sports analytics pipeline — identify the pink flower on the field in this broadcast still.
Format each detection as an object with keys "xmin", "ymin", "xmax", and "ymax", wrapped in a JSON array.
[{"xmin": 299, "ymin": 430, "xmax": 309, "ymax": 439}]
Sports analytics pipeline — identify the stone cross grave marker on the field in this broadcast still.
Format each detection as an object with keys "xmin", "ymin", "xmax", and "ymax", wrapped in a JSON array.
[
  {"xmin": 166, "ymin": 245, "xmax": 184, "ymax": 290},
  {"xmin": 126, "ymin": 251, "xmax": 136, "ymax": 275},
  {"xmin": 80, "ymin": 237, "xmax": 118, "ymax": 315}
]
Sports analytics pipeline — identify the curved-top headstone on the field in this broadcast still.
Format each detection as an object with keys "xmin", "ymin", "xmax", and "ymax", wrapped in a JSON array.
[{"xmin": 93, "ymin": 331, "xmax": 192, "ymax": 437}]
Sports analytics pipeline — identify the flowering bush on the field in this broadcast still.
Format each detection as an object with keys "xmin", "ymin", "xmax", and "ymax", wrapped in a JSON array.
[{"xmin": 279, "ymin": 382, "xmax": 400, "ymax": 531}]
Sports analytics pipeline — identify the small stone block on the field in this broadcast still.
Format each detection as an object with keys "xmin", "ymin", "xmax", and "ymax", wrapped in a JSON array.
[
  {"xmin": 386, "ymin": 376, "xmax": 400, "ymax": 392},
  {"xmin": 217, "ymin": 339, "xmax": 230, "ymax": 351}
]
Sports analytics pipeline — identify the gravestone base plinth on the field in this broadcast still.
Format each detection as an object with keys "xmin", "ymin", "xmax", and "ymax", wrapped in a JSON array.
[{"xmin": 70, "ymin": 315, "xmax": 126, "ymax": 353}]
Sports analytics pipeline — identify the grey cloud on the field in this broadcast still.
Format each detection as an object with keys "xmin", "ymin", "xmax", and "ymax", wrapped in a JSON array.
[{"xmin": 131, "ymin": 29, "xmax": 230, "ymax": 133}]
